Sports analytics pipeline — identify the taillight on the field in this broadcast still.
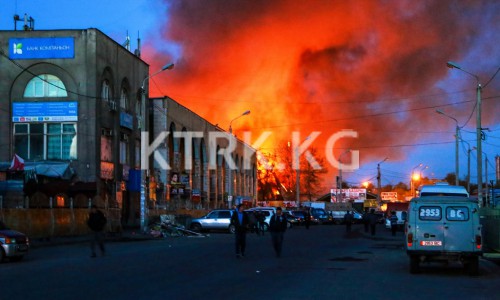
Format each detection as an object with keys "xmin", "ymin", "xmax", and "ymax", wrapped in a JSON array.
[
  {"xmin": 475, "ymin": 235, "xmax": 482, "ymax": 249},
  {"xmin": 407, "ymin": 233, "xmax": 413, "ymax": 247}
]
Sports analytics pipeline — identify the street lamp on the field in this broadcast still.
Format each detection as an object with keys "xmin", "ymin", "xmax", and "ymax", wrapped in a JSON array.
[
  {"xmin": 229, "ymin": 110, "xmax": 251, "ymax": 134},
  {"xmin": 377, "ymin": 157, "xmax": 389, "ymax": 202},
  {"xmin": 436, "ymin": 109, "xmax": 460, "ymax": 185},
  {"xmin": 410, "ymin": 163, "xmax": 422, "ymax": 197},
  {"xmin": 227, "ymin": 110, "xmax": 250, "ymax": 206},
  {"xmin": 447, "ymin": 61, "xmax": 483, "ymax": 205},
  {"xmin": 140, "ymin": 62, "xmax": 174, "ymax": 233},
  {"xmin": 337, "ymin": 149, "xmax": 350, "ymax": 202}
]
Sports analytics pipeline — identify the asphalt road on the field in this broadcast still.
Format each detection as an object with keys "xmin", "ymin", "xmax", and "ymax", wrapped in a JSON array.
[{"xmin": 2, "ymin": 224, "xmax": 500, "ymax": 300}]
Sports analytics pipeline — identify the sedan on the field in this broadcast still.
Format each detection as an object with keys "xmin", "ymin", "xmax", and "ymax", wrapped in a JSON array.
[{"xmin": 0, "ymin": 221, "xmax": 29, "ymax": 262}]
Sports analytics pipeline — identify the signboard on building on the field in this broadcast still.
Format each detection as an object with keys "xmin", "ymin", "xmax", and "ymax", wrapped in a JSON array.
[
  {"xmin": 9, "ymin": 37, "xmax": 75, "ymax": 59},
  {"xmin": 381, "ymin": 192, "xmax": 398, "ymax": 201},
  {"xmin": 331, "ymin": 188, "xmax": 367, "ymax": 202},
  {"xmin": 120, "ymin": 112, "xmax": 134, "ymax": 129},
  {"xmin": 12, "ymin": 101, "xmax": 78, "ymax": 122}
]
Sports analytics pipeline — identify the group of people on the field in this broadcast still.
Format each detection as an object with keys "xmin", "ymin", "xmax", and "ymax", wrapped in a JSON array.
[
  {"xmin": 359, "ymin": 208, "xmax": 399, "ymax": 236},
  {"xmin": 230, "ymin": 204, "xmax": 288, "ymax": 258},
  {"xmin": 247, "ymin": 210, "xmax": 267, "ymax": 236}
]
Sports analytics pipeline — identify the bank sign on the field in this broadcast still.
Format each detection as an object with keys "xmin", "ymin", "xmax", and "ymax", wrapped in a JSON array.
[
  {"xmin": 12, "ymin": 101, "xmax": 78, "ymax": 122},
  {"xmin": 9, "ymin": 37, "xmax": 74, "ymax": 59}
]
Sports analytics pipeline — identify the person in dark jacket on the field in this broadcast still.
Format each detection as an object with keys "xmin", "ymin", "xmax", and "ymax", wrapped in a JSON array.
[
  {"xmin": 344, "ymin": 211, "xmax": 354, "ymax": 232},
  {"xmin": 269, "ymin": 207, "xmax": 288, "ymax": 257},
  {"xmin": 230, "ymin": 204, "xmax": 249, "ymax": 258},
  {"xmin": 389, "ymin": 211, "xmax": 399, "ymax": 236},
  {"xmin": 368, "ymin": 208, "xmax": 378, "ymax": 236},
  {"xmin": 362, "ymin": 208, "xmax": 370, "ymax": 233},
  {"xmin": 304, "ymin": 210, "xmax": 311, "ymax": 229},
  {"xmin": 87, "ymin": 205, "xmax": 107, "ymax": 258}
]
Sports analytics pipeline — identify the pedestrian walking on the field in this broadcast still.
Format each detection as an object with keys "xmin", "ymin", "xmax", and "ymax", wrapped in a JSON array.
[
  {"xmin": 304, "ymin": 210, "xmax": 311, "ymax": 229},
  {"xmin": 269, "ymin": 207, "xmax": 288, "ymax": 258},
  {"xmin": 256, "ymin": 211, "xmax": 266, "ymax": 235},
  {"xmin": 87, "ymin": 205, "xmax": 107, "ymax": 258},
  {"xmin": 390, "ymin": 211, "xmax": 399, "ymax": 236},
  {"xmin": 362, "ymin": 208, "xmax": 370, "ymax": 233},
  {"xmin": 344, "ymin": 211, "xmax": 353, "ymax": 232},
  {"xmin": 230, "ymin": 204, "xmax": 249, "ymax": 258},
  {"xmin": 368, "ymin": 208, "xmax": 378, "ymax": 236}
]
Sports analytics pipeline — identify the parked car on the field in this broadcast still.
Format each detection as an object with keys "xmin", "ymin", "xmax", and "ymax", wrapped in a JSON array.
[
  {"xmin": 189, "ymin": 209, "xmax": 235, "ymax": 233},
  {"xmin": 0, "ymin": 221, "xmax": 29, "ymax": 262},
  {"xmin": 290, "ymin": 210, "xmax": 319, "ymax": 225},
  {"xmin": 385, "ymin": 211, "xmax": 407, "ymax": 230},
  {"xmin": 245, "ymin": 207, "xmax": 276, "ymax": 231},
  {"xmin": 330, "ymin": 210, "xmax": 363, "ymax": 225},
  {"xmin": 308, "ymin": 208, "xmax": 332, "ymax": 225},
  {"xmin": 283, "ymin": 211, "xmax": 300, "ymax": 228}
]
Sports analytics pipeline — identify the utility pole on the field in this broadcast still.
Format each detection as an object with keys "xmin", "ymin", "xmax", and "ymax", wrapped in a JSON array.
[{"xmin": 377, "ymin": 157, "xmax": 388, "ymax": 202}]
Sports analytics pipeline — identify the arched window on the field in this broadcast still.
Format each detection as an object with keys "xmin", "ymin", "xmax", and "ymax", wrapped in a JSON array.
[
  {"xmin": 24, "ymin": 74, "xmax": 68, "ymax": 97},
  {"xmin": 101, "ymin": 80, "xmax": 110, "ymax": 101},
  {"xmin": 120, "ymin": 87, "xmax": 129, "ymax": 110}
]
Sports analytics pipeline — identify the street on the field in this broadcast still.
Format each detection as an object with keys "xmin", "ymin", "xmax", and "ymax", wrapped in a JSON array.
[{"xmin": 1, "ymin": 224, "xmax": 499, "ymax": 300}]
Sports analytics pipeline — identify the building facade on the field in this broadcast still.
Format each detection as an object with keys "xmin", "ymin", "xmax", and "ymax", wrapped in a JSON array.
[{"xmin": 0, "ymin": 28, "xmax": 256, "ymax": 228}]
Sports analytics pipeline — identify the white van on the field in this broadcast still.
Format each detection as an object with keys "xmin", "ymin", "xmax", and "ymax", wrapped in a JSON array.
[
  {"xmin": 405, "ymin": 196, "xmax": 482, "ymax": 275},
  {"xmin": 418, "ymin": 184, "xmax": 469, "ymax": 197}
]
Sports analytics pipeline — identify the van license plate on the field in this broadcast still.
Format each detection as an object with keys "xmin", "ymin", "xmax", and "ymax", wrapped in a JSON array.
[{"xmin": 420, "ymin": 241, "xmax": 442, "ymax": 246}]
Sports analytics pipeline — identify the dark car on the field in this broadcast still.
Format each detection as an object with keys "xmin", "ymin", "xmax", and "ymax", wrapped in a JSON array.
[
  {"xmin": 283, "ymin": 211, "xmax": 300, "ymax": 228},
  {"xmin": 291, "ymin": 210, "xmax": 319, "ymax": 225},
  {"xmin": 0, "ymin": 221, "xmax": 29, "ymax": 262}
]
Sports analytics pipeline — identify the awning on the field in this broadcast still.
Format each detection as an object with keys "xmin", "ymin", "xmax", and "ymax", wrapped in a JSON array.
[{"xmin": 0, "ymin": 161, "xmax": 75, "ymax": 180}]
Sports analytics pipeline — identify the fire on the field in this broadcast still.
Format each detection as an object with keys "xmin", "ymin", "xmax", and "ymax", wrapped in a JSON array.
[{"xmin": 141, "ymin": 1, "xmax": 500, "ymax": 185}]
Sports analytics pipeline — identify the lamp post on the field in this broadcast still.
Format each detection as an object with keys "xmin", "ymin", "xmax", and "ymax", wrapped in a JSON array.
[
  {"xmin": 436, "ymin": 109, "xmax": 460, "ymax": 185},
  {"xmin": 410, "ymin": 163, "xmax": 422, "ymax": 197},
  {"xmin": 337, "ymin": 149, "xmax": 350, "ymax": 203},
  {"xmin": 229, "ymin": 110, "xmax": 250, "ymax": 134},
  {"xmin": 227, "ymin": 110, "xmax": 250, "ymax": 206},
  {"xmin": 377, "ymin": 157, "xmax": 389, "ymax": 202},
  {"xmin": 140, "ymin": 62, "xmax": 174, "ymax": 232},
  {"xmin": 447, "ymin": 61, "xmax": 482, "ymax": 205}
]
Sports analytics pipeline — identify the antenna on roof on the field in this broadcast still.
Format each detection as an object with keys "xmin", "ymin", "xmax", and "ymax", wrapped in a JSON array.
[
  {"xmin": 122, "ymin": 31, "xmax": 131, "ymax": 50},
  {"xmin": 23, "ymin": 13, "xmax": 35, "ymax": 31},
  {"xmin": 134, "ymin": 31, "xmax": 141, "ymax": 57}
]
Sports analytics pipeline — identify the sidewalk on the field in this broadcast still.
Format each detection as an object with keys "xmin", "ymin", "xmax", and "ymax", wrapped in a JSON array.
[{"xmin": 29, "ymin": 229, "xmax": 156, "ymax": 249}]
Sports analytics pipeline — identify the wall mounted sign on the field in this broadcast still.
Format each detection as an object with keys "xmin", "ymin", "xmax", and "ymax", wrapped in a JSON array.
[
  {"xmin": 12, "ymin": 101, "xmax": 78, "ymax": 122},
  {"xmin": 9, "ymin": 37, "xmax": 75, "ymax": 59}
]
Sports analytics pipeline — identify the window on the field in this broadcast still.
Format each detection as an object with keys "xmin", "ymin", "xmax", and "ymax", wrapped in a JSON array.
[
  {"xmin": 219, "ymin": 211, "xmax": 231, "ymax": 218},
  {"xmin": 101, "ymin": 80, "xmax": 110, "ymax": 101},
  {"xmin": 418, "ymin": 206, "xmax": 442, "ymax": 221},
  {"xmin": 24, "ymin": 74, "xmax": 68, "ymax": 97},
  {"xmin": 446, "ymin": 206, "xmax": 469, "ymax": 221},
  {"xmin": 14, "ymin": 123, "xmax": 77, "ymax": 160},
  {"xmin": 120, "ymin": 87, "xmax": 129, "ymax": 111},
  {"xmin": 136, "ymin": 97, "xmax": 142, "ymax": 129},
  {"xmin": 120, "ymin": 134, "xmax": 129, "ymax": 164}
]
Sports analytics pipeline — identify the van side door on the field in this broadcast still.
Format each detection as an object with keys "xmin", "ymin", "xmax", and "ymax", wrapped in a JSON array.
[{"xmin": 443, "ymin": 206, "xmax": 474, "ymax": 252}]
